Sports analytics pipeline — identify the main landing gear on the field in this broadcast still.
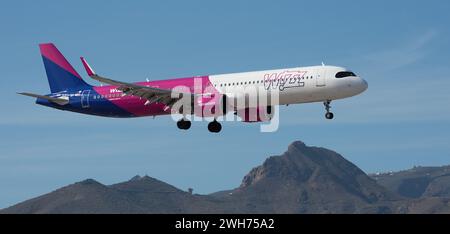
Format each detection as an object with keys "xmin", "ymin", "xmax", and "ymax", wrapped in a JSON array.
[
  {"xmin": 208, "ymin": 119, "xmax": 222, "ymax": 133},
  {"xmin": 177, "ymin": 118, "xmax": 222, "ymax": 133},
  {"xmin": 323, "ymin": 100, "xmax": 334, "ymax": 120},
  {"xmin": 177, "ymin": 118, "xmax": 191, "ymax": 130}
]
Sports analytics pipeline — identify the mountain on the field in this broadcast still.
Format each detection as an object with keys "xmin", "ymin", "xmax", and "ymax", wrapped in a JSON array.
[
  {"xmin": 0, "ymin": 179, "xmax": 138, "ymax": 214},
  {"xmin": 2, "ymin": 141, "xmax": 450, "ymax": 214},
  {"xmin": 371, "ymin": 165, "xmax": 450, "ymax": 198},
  {"xmin": 1, "ymin": 175, "xmax": 224, "ymax": 214},
  {"xmin": 370, "ymin": 165, "xmax": 450, "ymax": 214},
  {"xmin": 211, "ymin": 141, "xmax": 398, "ymax": 213}
]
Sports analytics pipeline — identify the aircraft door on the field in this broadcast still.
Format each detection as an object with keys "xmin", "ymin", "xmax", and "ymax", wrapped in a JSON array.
[
  {"xmin": 81, "ymin": 90, "xmax": 91, "ymax": 108},
  {"xmin": 316, "ymin": 68, "xmax": 326, "ymax": 87}
]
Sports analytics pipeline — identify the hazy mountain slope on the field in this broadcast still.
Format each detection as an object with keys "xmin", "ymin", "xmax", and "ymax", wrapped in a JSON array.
[{"xmin": 371, "ymin": 165, "xmax": 450, "ymax": 198}]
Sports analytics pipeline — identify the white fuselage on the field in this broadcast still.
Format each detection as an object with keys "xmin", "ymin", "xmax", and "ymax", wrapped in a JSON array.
[{"xmin": 208, "ymin": 65, "xmax": 368, "ymax": 107}]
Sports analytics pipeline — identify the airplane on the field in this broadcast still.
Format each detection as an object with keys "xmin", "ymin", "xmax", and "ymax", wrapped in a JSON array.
[{"xmin": 19, "ymin": 43, "xmax": 368, "ymax": 133}]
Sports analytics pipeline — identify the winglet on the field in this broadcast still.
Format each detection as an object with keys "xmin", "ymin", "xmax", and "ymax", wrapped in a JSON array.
[{"xmin": 80, "ymin": 57, "xmax": 96, "ymax": 77}]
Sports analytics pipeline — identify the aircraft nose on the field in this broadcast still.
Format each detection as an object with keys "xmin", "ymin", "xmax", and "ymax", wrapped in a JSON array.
[
  {"xmin": 361, "ymin": 78, "xmax": 368, "ymax": 92},
  {"xmin": 352, "ymin": 77, "xmax": 368, "ymax": 94}
]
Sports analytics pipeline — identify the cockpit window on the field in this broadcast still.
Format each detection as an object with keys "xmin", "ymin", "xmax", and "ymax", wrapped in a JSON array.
[{"xmin": 335, "ymin": 71, "xmax": 357, "ymax": 78}]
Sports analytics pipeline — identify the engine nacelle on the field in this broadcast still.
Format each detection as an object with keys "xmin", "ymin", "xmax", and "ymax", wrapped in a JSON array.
[
  {"xmin": 237, "ymin": 106, "xmax": 274, "ymax": 122},
  {"xmin": 192, "ymin": 94, "xmax": 231, "ymax": 118}
]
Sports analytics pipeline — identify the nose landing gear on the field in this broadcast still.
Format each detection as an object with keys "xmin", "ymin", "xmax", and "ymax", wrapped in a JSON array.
[{"xmin": 323, "ymin": 100, "xmax": 334, "ymax": 120}]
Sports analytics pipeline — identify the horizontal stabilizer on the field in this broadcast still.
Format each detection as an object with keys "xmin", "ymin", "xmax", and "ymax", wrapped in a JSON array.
[{"xmin": 18, "ymin": 92, "xmax": 69, "ymax": 105}]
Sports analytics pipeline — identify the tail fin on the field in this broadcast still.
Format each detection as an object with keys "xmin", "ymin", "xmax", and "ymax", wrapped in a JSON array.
[{"xmin": 39, "ymin": 43, "xmax": 90, "ymax": 93}]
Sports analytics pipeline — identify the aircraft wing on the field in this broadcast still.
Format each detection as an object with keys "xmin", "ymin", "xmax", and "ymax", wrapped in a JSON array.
[{"xmin": 80, "ymin": 57, "xmax": 195, "ymax": 110}]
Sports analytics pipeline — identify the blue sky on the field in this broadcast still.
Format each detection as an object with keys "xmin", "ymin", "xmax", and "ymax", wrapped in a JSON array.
[{"xmin": 1, "ymin": 1, "xmax": 450, "ymax": 208}]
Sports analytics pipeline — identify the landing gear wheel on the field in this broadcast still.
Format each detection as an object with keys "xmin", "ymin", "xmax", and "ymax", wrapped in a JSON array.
[
  {"xmin": 208, "ymin": 120, "xmax": 222, "ymax": 133},
  {"xmin": 177, "ymin": 119, "xmax": 191, "ymax": 130},
  {"xmin": 325, "ymin": 112, "xmax": 334, "ymax": 120},
  {"xmin": 323, "ymin": 100, "xmax": 334, "ymax": 120}
]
